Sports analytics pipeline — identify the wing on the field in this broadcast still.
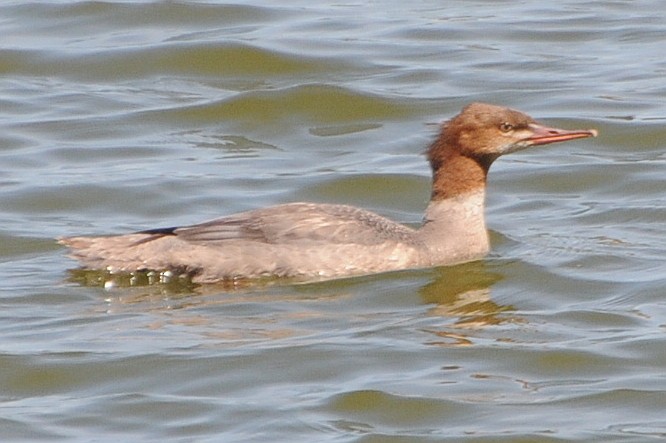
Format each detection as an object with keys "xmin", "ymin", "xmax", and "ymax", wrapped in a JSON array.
[{"xmin": 161, "ymin": 202, "xmax": 417, "ymax": 246}]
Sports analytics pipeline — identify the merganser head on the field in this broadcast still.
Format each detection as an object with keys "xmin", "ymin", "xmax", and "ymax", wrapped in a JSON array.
[{"xmin": 429, "ymin": 102, "xmax": 598, "ymax": 169}]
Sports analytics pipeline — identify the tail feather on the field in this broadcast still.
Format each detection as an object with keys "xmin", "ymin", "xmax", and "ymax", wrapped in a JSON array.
[{"xmin": 58, "ymin": 234, "xmax": 164, "ymax": 272}]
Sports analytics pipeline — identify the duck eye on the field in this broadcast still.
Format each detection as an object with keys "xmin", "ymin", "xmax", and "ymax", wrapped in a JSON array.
[{"xmin": 499, "ymin": 122, "xmax": 514, "ymax": 132}]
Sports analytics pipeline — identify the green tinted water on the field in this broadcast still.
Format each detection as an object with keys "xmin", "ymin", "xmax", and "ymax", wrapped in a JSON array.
[{"xmin": 1, "ymin": 1, "xmax": 665, "ymax": 441}]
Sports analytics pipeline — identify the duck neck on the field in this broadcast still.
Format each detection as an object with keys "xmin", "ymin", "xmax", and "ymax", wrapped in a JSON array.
[
  {"xmin": 417, "ymin": 151, "xmax": 494, "ymax": 263},
  {"xmin": 429, "ymin": 151, "xmax": 492, "ymax": 201}
]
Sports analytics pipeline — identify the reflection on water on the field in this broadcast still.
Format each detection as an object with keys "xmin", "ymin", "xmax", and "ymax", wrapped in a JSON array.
[
  {"xmin": 70, "ymin": 259, "xmax": 515, "ymax": 349},
  {"xmin": 68, "ymin": 268, "xmax": 198, "ymax": 292},
  {"xmin": 416, "ymin": 261, "xmax": 519, "ymax": 346},
  {"xmin": 421, "ymin": 261, "xmax": 512, "ymax": 325}
]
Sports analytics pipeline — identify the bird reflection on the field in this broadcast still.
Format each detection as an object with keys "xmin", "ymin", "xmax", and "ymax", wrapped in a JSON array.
[
  {"xmin": 67, "ymin": 259, "xmax": 518, "ymax": 346},
  {"xmin": 416, "ymin": 261, "xmax": 520, "ymax": 346}
]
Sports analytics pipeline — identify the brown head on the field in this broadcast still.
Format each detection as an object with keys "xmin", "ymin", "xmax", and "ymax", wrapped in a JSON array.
[{"xmin": 427, "ymin": 103, "xmax": 597, "ymax": 200}]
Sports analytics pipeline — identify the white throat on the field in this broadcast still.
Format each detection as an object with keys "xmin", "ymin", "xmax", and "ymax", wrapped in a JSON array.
[{"xmin": 417, "ymin": 189, "xmax": 489, "ymax": 264}]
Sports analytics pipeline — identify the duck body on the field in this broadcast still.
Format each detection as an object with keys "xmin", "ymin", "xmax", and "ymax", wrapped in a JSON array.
[
  {"xmin": 61, "ymin": 197, "xmax": 487, "ymax": 283},
  {"xmin": 60, "ymin": 103, "xmax": 597, "ymax": 283}
]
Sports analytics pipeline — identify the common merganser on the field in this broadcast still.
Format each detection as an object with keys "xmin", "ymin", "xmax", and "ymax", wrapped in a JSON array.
[{"xmin": 59, "ymin": 103, "xmax": 597, "ymax": 283}]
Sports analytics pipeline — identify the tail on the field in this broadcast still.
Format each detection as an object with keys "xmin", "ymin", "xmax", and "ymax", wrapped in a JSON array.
[{"xmin": 58, "ymin": 233, "xmax": 167, "ymax": 272}]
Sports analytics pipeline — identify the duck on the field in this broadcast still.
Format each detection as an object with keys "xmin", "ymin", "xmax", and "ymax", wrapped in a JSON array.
[{"xmin": 59, "ymin": 103, "xmax": 597, "ymax": 283}]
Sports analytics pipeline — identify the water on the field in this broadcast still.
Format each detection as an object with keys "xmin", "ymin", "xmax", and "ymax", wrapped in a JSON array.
[{"xmin": 1, "ymin": 1, "xmax": 666, "ymax": 441}]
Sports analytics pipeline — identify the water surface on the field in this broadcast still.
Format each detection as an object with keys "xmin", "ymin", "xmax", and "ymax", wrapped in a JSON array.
[{"xmin": 1, "ymin": 1, "xmax": 666, "ymax": 441}]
